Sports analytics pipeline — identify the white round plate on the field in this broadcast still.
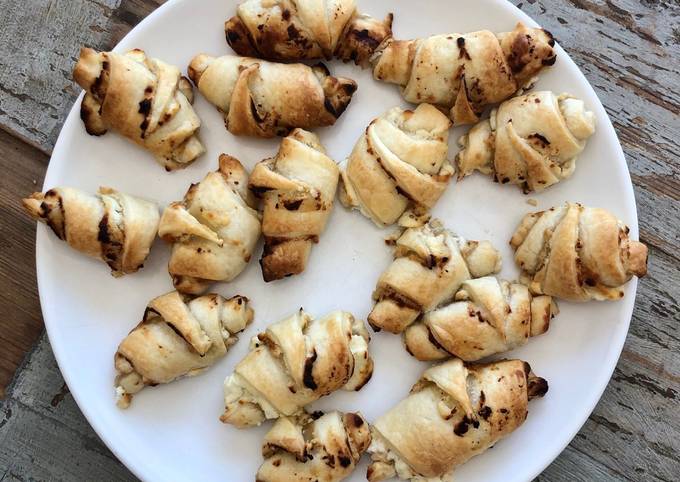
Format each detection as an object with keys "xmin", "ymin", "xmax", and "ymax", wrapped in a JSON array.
[{"xmin": 37, "ymin": 0, "xmax": 639, "ymax": 481}]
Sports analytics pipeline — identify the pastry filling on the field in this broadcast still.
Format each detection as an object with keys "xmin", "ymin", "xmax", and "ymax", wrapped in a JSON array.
[
  {"xmin": 223, "ymin": 373, "xmax": 280, "ymax": 423},
  {"xmin": 98, "ymin": 193, "xmax": 126, "ymax": 273}
]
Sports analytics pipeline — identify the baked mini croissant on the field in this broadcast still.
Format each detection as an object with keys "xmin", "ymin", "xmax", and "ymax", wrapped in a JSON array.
[
  {"xmin": 257, "ymin": 411, "xmax": 370, "ymax": 482},
  {"xmin": 404, "ymin": 277, "xmax": 557, "ymax": 361},
  {"xmin": 158, "ymin": 154, "xmax": 261, "ymax": 295},
  {"xmin": 73, "ymin": 48, "xmax": 204, "ymax": 170},
  {"xmin": 339, "ymin": 104, "xmax": 453, "ymax": 227},
  {"xmin": 220, "ymin": 309, "xmax": 373, "ymax": 427},
  {"xmin": 457, "ymin": 91, "xmax": 596, "ymax": 192},
  {"xmin": 114, "ymin": 290, "xmax": 253, "ymax": 408},
  {"xmin": 225, "ymin": 0, "xmax": 393, "ymax": 67},
  {"xmin": 367, "ymin": 358, "xmax": 548, "ymax": 481},
  {"xmin": 369, "ymin": 219, "xmax": 501, "ymax": 333},
  {"xmin": 372, "ymin": 23, "xmax": 556, "ymax": 125},
  {"xmin": 511, "ymin": 202, "xmax": 648, "ymax": 301},
  {"xmin": 22, "ymin": 186, "xmax": 159, "ymax": 276},
  {"xmin": 188, "ymin": 54, "xmax": 357, "ymax": 137},
  {"xmin": 249, "ymin": 129, "xmax": 339, "ymax": 281}
]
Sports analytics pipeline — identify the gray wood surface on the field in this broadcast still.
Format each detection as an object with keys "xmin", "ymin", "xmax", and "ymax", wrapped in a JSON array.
[{"xmin": 0, "ymin": 0, "xmax": 678, "ymax": 481}]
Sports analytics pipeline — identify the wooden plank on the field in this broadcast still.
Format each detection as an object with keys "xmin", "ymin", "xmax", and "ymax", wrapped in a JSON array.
[
  {"xmin": 0, "ymin": 399, "xmax": 135, "ymax": 481},
  {"xmin": 538, "ymin": 445, "xmax": 628, "ymax": 481},
  {"xmin": 0, "ymin": 128, "xmax": 48, "ymax": 398},
  {"xmin": 0, "ymin": 0, "xmax": 678, "ymax": 481}
]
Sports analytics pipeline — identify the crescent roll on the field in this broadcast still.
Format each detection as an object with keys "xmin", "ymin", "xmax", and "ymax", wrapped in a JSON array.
[
  {"xmin": 159, "ymin": 154, "xmax": 261, "ymax": 295},
  {"xmin": 511, "ymin": 202, "xmax": 648, "ymax": 301},
  {"xmin": 22, "ymin": 186, "xmax": 159, "ymax": 276},
  {"xmin": 367, "ymin": 358, "xmax": 549, "ymax": 482},
  {"xmin": 404, "ymin": 277, "xmax": 557, "ymax": 362},
  {"xmin": 114, "ymin": 290, "xmax": 253, "ymax": 408},
  {"xmin": 220, "ymin": 309, "xmax": 373, "ymax": 428},
  {"xmin": 369, "ymin": 219, "xmax": 502, "ymax": 334},
  {"xmin": 73, "ymin": 48, "xmax": 205, "ymax": 170},
  {"xmin": 339, "ymin": 104, "xmax": 453, "ymax": 228},
  {"xmin": 257, "ymin": 411, "xmax": 370, "ymax": 482},
  {"xmin": 188, "ymin": 54, "xmax": 357, "ymax": 137},
  {"xmin": 249, "ymin": 129, "xmax": 339, "ymax": 281},
  {"xmin": 225, "ymin": 0, "xmax": 393, "ymax": 67},
  {"xmin": 372, "ymin": 23, "xmax": 556, "ymax": 125},
  {"xmin": 457, "ymin": 91, "xmax": 596, "ymax": 192}
]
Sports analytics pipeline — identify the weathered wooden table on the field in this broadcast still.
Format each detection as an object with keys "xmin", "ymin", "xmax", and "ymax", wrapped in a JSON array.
[{"xmin": 0, "ymin": 0, "xmax": 677, "ymax": 480}]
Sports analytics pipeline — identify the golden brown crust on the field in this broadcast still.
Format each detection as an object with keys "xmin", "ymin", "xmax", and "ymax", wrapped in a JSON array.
[
  {"xmin": 334, "ymin": 12, "xmax": 394, "ymax": 67},
  {"xmin": 368, "ymin": 220, "xmax": 502, "ymax": 334},
  {"xmin": 511, "ymin": 203, "xmax": 648, "ymax": 301},
  {"xmin": 72, "ymin": 48, "xmax": 205, "ymax": 170},
  {"xmin": 404, "ymin": 277, "xmax": 557, "ymax": 361},
  {"xmin": 158, "ymin": 155, "xmax": 261, "ymax": 294},
  {"xmin": 114, "ymin": 291, "xmax": 253, "ymax": 408},
  {"xmin": 22, "ymin": 186, "xmax": 159, "ymax": 276},
  {"xmin": 257, "ymin": 411, "xmax": 371, "ymax": 482},
  {"xmin": 188, "ymin": 54, "xmax": 356, "ymax": 137},
  {"xmin": 220, "ymin": 310, "xmax": 373, "ymax": 428},
  {"xmin": 372, "ymin": 23, "xmax": 556, "ymax": 125},
  {"xmin": 457, "ymin": 91, "xmax": 595, "ymax": 192},
  {"xmin": 259, "ymin": 238, "xmax": 313, "ymax": 282},
  {"xmin": 367, "ymin": 359, "xmax": 548, "ymax": 480},
  {"xmin": 338, "ymin": 104, "xmax": 453, "ymax": 228},
  {"xmin": 249, "ymin": 129, "xmax": 339, "ymax": 281},
  {"xmin": 224, "ymin": 0, "xmax": 392, "ymax": 66},
  {"xmin": 497, "ymin": 22, "xmax": 557, "ymax": 87}
]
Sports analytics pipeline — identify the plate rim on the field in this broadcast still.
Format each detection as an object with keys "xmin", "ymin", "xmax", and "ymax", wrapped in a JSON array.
[{"xmin": 36, "ymin": 0, "xmax": 640, "ymax": 480}]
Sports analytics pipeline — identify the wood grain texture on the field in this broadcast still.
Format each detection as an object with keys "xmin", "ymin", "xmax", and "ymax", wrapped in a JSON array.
[
  {"xmin": 0, "ymin": 0, "xmax": 678, "ymax": 481},
  {"xmin": 0, "ymin": 129, "xmax": 47, "ymax": 398}
]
